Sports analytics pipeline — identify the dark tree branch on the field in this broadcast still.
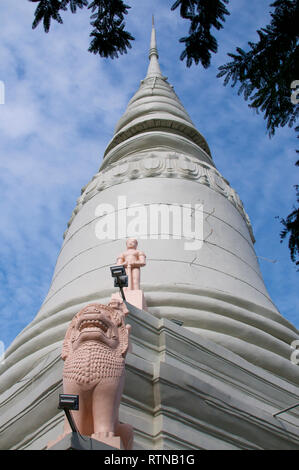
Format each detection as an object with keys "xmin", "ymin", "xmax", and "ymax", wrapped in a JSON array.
[
  {"xmin": 28, "ymin": 0, "xmax": 134, "ymax": 58},
  {"xmin": 88, "ymin": 0, "xmax": 134, "ymax": 58},
  {"xmin": 217, "ymin": 0, "xmax": 299, "ymax": 136},
  {"xmin": 171, "ymin": 0, "xmax": 230, "ymax": 68}
]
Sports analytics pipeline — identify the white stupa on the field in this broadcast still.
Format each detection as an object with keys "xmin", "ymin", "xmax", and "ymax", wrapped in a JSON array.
[{"xmin": 0, "ymin": 21, "xmax": 298, "ymax": 450}]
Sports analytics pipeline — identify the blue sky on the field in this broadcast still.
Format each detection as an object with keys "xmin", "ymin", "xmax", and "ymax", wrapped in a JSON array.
[{"xmin": 0, "ymin": 0, "xmax": 298, "ymax": 350}]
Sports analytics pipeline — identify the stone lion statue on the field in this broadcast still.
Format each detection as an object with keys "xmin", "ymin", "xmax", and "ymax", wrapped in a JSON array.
[{"xmin": 49, "ymin": 301, "xmax": 133, "ymax": 450}]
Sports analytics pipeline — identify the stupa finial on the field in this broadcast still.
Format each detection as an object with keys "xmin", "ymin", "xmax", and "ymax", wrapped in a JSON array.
[{"xmin": 146, "ymin": 16, "xmax": 163, "ymax": 78}]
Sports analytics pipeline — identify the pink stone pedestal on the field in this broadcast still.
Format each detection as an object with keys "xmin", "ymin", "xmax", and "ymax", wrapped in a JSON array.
[{"xmin": 111, "ymin": 288, "xmax": 147, "ymax": 311}]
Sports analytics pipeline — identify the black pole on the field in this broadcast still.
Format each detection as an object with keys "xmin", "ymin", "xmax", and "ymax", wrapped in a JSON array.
[
  {"xmin": 116, "ymin": 275, "xmax": 126, "ymax": 301},
  {"xmin": 119, "ymin": 285, "xmax": 126, "ymax": 301},
  {"xmin": 64, "ymin": 408, "xmax": 78, "ymax": 433}
]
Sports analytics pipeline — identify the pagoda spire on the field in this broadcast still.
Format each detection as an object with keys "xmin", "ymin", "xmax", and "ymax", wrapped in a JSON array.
[
  {"xmin": 146, "ymin": 15, "xmax": 164, "ymax": 79},
  {"xmin": 101, "ymin": 16, "xmax": 212, "ymax": 165}
]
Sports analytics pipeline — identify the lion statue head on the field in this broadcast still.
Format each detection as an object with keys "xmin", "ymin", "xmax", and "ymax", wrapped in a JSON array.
[{"xmin": 61, "ymin": 303, "xmax": 130, "ymax": 386}]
